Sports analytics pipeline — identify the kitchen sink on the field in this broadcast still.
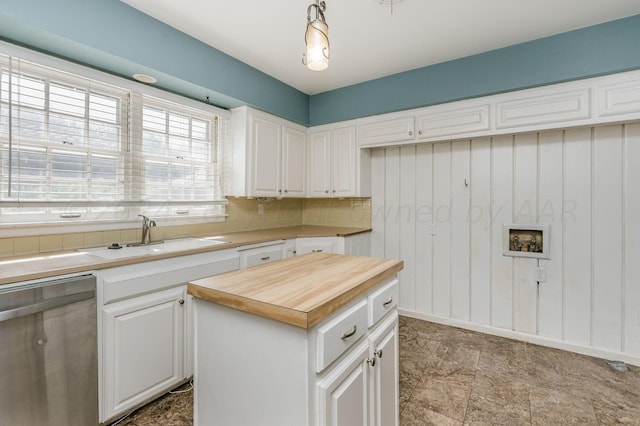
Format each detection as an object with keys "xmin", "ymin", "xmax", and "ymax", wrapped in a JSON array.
[{"xmin": 80, "ymin": 237, "xmax": 229, "ymax": 259}]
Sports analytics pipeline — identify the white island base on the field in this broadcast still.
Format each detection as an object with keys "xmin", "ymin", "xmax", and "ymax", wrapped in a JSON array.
[{"xmin": 189, "ymin": 253, "xmax": 402, "ymax": 426}]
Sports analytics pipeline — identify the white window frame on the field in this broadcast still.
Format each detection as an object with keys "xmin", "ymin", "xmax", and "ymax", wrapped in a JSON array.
[{"xmin": 0, "ymin": 41, "xmax": 230, "ymax": 236}]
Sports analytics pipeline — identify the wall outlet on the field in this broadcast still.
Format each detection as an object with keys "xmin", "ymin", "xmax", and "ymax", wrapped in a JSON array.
[{"xmin": 534, "ymin": 267, "xmax": 547, "ymax": 282}]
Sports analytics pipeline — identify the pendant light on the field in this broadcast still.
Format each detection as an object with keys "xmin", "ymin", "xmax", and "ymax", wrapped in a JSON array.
[{"xmin": 303, "ymin": 0, "xmax": 329, "ymax": 71}]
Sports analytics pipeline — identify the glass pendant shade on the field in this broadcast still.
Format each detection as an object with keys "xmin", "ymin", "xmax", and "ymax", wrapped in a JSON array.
[{"xmin": 305, "ymin": 20, "xmax": 329, "ymax": 71}]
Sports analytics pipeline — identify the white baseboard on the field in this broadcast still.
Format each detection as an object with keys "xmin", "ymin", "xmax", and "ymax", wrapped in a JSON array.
[{"xmin": 399, "ymin": 309, "xmax": 640, "ymax": 367}]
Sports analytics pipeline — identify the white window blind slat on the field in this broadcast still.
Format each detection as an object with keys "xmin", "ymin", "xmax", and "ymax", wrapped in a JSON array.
[{"xmin": 0, "ymin": 52, "xmax": 229, "ymax": 225}]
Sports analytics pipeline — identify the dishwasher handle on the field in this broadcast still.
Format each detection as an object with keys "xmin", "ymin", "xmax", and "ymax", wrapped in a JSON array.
[{"xmin": 0, "ymin": 290, "xmax": 95, "ymax": 322}]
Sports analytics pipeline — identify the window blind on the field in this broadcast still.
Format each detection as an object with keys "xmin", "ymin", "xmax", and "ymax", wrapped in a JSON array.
[{"xmin": 0, "ymin": 51, "xmax": 229, "ymax": 225}]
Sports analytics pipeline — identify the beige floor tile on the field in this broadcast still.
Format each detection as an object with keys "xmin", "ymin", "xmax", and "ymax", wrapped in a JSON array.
[{"xmin": 113, "ymin": 316, "xmax": 640, "ymax": 426}]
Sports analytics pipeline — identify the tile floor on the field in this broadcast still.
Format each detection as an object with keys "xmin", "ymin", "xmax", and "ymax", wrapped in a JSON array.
[{"xmin": 110, "ymin": 316, "xmax": 640, "ymax": 425}]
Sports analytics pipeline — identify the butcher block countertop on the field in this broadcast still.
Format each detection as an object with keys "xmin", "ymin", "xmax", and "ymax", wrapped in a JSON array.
[
  {"xmin": 188, "ymin": 252, "xmax": 403, "ymax": 328},
  {"xmin": 0, "ymin": 225, "xmax": 370, "ymax": 286}
]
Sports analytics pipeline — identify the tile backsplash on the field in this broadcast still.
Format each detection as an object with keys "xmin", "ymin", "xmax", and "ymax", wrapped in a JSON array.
[{"xmin": 0, "ymin": 197, "xmax": 371, "ymax": 258}]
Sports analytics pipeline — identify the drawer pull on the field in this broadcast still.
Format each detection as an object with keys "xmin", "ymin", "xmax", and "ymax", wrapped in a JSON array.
[
  {"xmin": 340, "ymin": 325, "xmax": 357, "ymax": 340},
  {"xmin": 367, "ymin": 357, "xmax": 376, "ymax": 367},
  {"xmin": 383, "ymin": 297, "xmax": 393, "ymax": 307},
  {"xmin": 374, "ymin": 349, "xmax": 383, "ymax": 358},
  {"xmin": 178, "ymin": 299, "xmax": 185, "ymax": 305},
  {"xmin": 260, "ymin": 256, "xmax": 271, "ymax": 261},
  {"xmin": 312, "ymin": 249, "xmax": 323, "ymax": 253}
]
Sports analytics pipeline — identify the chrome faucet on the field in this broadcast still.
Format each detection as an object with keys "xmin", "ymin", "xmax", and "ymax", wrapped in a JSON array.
[{"xmin": 139, "ymin": 214, "xmax": 156, "ymax": 245}]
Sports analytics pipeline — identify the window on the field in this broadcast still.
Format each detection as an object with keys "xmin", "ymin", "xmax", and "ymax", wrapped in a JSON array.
[{"xmin": 0, "ymin": 51, "xmax": 229, "ymax": 227}]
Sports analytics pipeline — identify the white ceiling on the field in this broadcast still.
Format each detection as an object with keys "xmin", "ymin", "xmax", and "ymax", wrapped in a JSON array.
[{"xmin": 121, "ymin": 0, "xmax": 640, "ymax": 95}]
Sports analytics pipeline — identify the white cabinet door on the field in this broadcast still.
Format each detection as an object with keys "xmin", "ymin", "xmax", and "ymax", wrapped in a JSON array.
[
  {"xmin": 250, "ymin": 116, "xmax": 281, "ymax": 197},
  {"xmin": 318, "ymin": 342, "xmax": 369, "ymax": 426},
  {"xmin": 102, "ymin": 286, "xmax": 185, "ymax": 420},
  {"xmin": 331, "ymin": 126, "xmax": 358, "ymax": 197},
  {"xmin": 308, "ymin": 131, "xmax": 332, "ymax": 197},
  {"xmin": 308, "ymin": 126, "xmax": 359, "ymax": 198},
  {"xmin": 282, "ymin": 126, "xmax": 306, "ymax": 197},
  {"xmin": 369, "ymin": 315, "xmax": 399, "ymax": 426},
  {"xmin": 358, "ymin": 116, "xmax": 415, "ymax": 147}
]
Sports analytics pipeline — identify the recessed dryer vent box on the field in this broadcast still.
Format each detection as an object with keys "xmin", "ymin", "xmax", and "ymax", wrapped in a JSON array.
[{"xmin": 503, "ymin": 224, "xmax": 550, "ymax": 259}]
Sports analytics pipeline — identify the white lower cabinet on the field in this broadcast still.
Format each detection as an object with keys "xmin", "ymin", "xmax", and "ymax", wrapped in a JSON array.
[
  {"xmin": 296, "ymin": 237, "xmax": 344, "ymax": 255},
  {"xmin": 193, "ymin": 274, "xmax": 399, "ymax": 426},
  {"xmin": 102, "ymin": 287, "xmax": 185, "ymax": 420},
  {"xmin": 369, "ymin": 315, "xmax": 398, "ymax": 426},
  {"xmin": 98, "ymin": 250, "xmax": 240, "ymax": 423},
  {"xmin": 318, "ymin": 313, "xmax": 398, "ymax": 426},
  {"xmin": 318, "ymin": 342, "xmax": 369, "ymax": 426},
  {"xmin": 238, "ymin": 241, "xmax": 285, "ymax": 268}
]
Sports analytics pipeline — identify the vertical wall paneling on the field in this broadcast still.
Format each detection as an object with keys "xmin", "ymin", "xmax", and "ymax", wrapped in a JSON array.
[
  {"xmin": 450, "ymin": 141, "xmax": 471, "ymax": 321},
  {"xmin": 537, "ymin": 130, "xmax": 565, "ymax": 340},
  {"xmin": 432, "ymin": 143, "xmax": 452, "ymax": 317},
  {"xmin": 513, "ymin": 133, "xmax": 539, "ymax": 334},
  {"xmin": 562, "ymin": 127, "xmax": 592, "ymax": 345},
  {"xmin": 371, "ymin": 149, "xmax": 386, "ymax": 259},
  {"xmin": 399, "ymin": 146, "xmax": 417, "ymax": 311},
  {"xmin": 415, "ymin": 144, "xmax": 434, "ymax": 313},
  {"xmin": 469, "ymin": 138, "xmax": 492, "ymax": 325},
  {"xmin": 370, "ymin": 121, "xmax": 639, "ymax": 361},
  {"xmin": 384, "ymin": 148, "xmax": 402, "ymax": 304},
  {"xmin": 592, "ymin": 125, "xmax": 623, "ymax": 351},
  {"xmin": 490, "ymin": 135, "xmax": 514, "ymax": 330},
  {"xmin": 624, "ymin": 123, "xmax": 640, "ymax": 356}
]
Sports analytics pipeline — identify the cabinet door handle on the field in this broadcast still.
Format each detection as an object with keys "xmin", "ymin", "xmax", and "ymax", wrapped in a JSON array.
[
  {"xmin": 260, "ymin": 256, "xmax": 271, "ymax": 261},
  {"xmin": 367, "ymin": 357, "xmax": 376, "ymax": 367},
  {"xmin": 284, "ymin": 189, "xmax": 288, "ymax": 193},
  {"xmin": 418, "ymin": 130, "xmax": 423, "ymax": 135},
  {"xmin": 178, "ymin": 299, "xmax": 185, "ymax": 305},
  {"xmin": 374, "ymin": 349, "xmax": 383, "ymax": 358},
  {"xmin": 408, "ymin": 131, "xmax": 413, "ymax": 136},
  {"xmin": 341, "ymin": 325, "xmax": 357, "ymax": 340},
  {"xmin": 383, "ymin": 297, "xmax": 393, "ymax": 307}
]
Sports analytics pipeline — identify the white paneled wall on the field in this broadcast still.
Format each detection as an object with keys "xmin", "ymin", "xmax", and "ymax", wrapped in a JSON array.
[{"xmin": 372, "ymin": 123, "xmax": 640, "ymax": 364}]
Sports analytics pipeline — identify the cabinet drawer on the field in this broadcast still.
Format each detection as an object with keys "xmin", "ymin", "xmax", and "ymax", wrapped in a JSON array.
[
  {"xmin": 243, "ymin": 246, "xmax": 283, "ymax": 268},
  {"xmin": 368, "ymin": 278, "xmax": 399, "ymax": 327},
  {"xmin": 316, "ymin": 299, "xmax": 368, "ymax": 372}
]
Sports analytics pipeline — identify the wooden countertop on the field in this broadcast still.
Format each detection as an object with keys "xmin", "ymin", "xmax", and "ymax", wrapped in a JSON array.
[
  {"xmin": 0, "ymin": 225, "xmax": 370, "ymax": 286},
  {"xmin": 188, "ymin": 252, "xmax": 403, "ymax": 329}
]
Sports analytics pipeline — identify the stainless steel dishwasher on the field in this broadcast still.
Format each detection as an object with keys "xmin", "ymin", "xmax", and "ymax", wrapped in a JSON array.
[{"xmin": 0, "ymin": 273, "xmax": 97, "ymax": 426}]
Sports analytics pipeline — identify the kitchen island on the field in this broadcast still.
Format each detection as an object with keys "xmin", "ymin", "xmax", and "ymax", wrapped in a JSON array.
[{"xmin": 188, "ymin": 252, "xmax": 403, "ymax": 426}]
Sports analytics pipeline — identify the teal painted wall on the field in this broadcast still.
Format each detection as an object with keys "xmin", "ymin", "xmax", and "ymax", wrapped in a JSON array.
[
  {"xmin": 309, "ymin": 14, "xmax": 640, "ymax": 125},
  {"xmin": 1, "ymin": 1, "xmax": 639, "ymax": 127},
  {"xmin": 0, "ymin": 0, "xmax": 310, "ymax": 124}
]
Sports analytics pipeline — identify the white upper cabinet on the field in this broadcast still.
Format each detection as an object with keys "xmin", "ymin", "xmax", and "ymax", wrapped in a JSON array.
[
  {"xmin": 281, "ymin": 126, "xmax": 306, "ymax": 197},
  {"xmin": 358, "ymin": 116, "xmax": 415, "ymax": 146},
  {"xmin": 231, "ymin": 106, "xmax": 306, "ymax": 198},
  {"xmin": 249, "ymin": 116, "xmax": 281, "ymax": 196},
  {"xmin": 308, "ymin": 125, "xmax": 371, "ymax": 198},
  {"xmin": 307, "ymin": 131, "xmax": 332, "ymax": 197},
  {"xmin": 357, "ymin": 69, "xmax": 640, "ymax": 148}
]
